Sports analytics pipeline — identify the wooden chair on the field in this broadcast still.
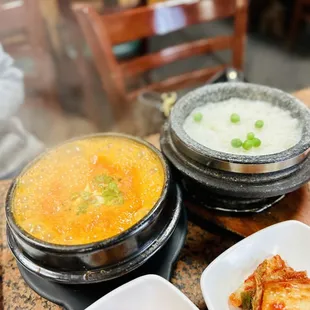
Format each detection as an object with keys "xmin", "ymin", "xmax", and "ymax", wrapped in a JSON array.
[
  {"xmin": 289, "ymin": 0, "xmax": 310, "ymax": 49},
  {"xmin": 73, "ymin": 0, "xmax": 248, "ymax": 119},
  {"xmin": 0, "ymin": 0, "xmax": 60, "ymax": 111},
  {"xmin": 59, "ymin": 0, "xmax": 146, "ymax": 128}
]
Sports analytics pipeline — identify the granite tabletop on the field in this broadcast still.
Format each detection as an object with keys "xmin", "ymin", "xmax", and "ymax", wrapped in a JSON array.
[{"xmin": 1, "ymin": 87, "xmax": 310, "ymax": 309}]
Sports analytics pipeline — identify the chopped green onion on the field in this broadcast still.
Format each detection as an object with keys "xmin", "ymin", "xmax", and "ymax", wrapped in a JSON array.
[
  {"xmin": 76, "ymin": 174, "xmax": 124, "ymax": 215},
  {"xmin": 253, "ymin": 138, "xmax": 261, "ymax": 147},
  {"xmin": 95, "ymin": 174, "xmax": 113, "ymax": 184},
  {"xmin": 71, "ymin": 192, "xmax": 80, "ymax": 201},
  {"xmin": 255, "ymin": 120, "xmax": 264, "ymax": 128},
  {"xmin": 243, "ymin": 139, "xmax": 253, "ymax": 150},
  {"xmin": 81, "ymin": 191, "xmax": 91, "ymax": 201},
  {"xmin": 231, "ymin": 138, "xmax": 243, "ymax": 148},
  {"xmin": 247, "ymin": 132, "xmax": 255, "ymax": 140},
  {"xmin": 193, "ymin": 112, "xmax": 203, "ymax": 122},
  {"xmin": 241, "ymin": 291, "xmax": 254, "ymax": 310},
  {"xmin": 77, "ymin": 203, "xmax": 88, "ymax": 215},
  {"xmin": 230, "ymin": 113, "xmax": 240, "ymax": 123},
  {"xmin": 107, "ymin": 182, "xmax": 118, "ymax": 191},
  {"xmin": 98, "ymin": 175, "xmax": 124, "ymax": 205}
]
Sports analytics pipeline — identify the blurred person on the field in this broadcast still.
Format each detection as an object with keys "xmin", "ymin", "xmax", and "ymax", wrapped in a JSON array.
[{"xmin": 0, "ymin": 44, "xmax": 44, "ymax": 179}]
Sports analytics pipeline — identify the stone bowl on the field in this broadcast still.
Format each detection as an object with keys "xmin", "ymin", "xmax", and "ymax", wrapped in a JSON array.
[
  {"xmin": 160, "ymin": 83, "xmax": 310, "ymax": 212},
  {"xmin": 5, "ymin": 133, "xmax": 183, "ymax": 283},
  {"xmin": 170, "ymin": 83, "xmax": 310, "ymax": 174}
]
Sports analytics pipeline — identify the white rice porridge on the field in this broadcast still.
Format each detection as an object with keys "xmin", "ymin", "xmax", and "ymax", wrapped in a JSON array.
[{"xmin": 183, "ymin": 98, "xmax": 302, "ymax": 155}]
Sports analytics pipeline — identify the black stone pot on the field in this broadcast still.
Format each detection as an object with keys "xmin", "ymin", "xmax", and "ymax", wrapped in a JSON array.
[
  {"xmin": 5, "ymin": 133, "xmax": 182, "ymax": 284},
  {"xmin": 160, "ymin": 83, "xmax": 310, "ymax": 212}
]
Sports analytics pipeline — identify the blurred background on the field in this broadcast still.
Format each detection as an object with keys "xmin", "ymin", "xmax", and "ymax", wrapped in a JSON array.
[{"xmin": 0, "ymin": 0, "xmax": 310, "ymax": 149}]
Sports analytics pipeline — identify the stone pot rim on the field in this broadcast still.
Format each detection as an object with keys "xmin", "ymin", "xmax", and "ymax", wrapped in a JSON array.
[{"xmin": 170, "ymin": 83, "xmax": 310, "ymax": 171}]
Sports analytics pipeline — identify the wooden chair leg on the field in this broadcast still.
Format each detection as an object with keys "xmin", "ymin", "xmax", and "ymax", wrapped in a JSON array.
[
  {"xmin": 232, "ymin": 0, "xmax": 248, "ymax": 71},
  {"xmin": 288, "ymin": 0, "xmax": 304, "ymax": 49},
  {"xmin": 139, "ymin": 38, "xmax": 153, "ymax": 85}
]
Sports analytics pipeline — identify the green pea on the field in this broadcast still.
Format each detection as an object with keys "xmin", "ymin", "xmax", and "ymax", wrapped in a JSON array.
[
  {"xmin": 231, "ymin": 138, "xmax": 243, "ymax": 148},
  {"xmin": 230, "ymin": 113, "xmax": 240, "ymax": 123},
  {"xmin": 193, "ymin": 112, "xmax": 203, "ymax": 122},
  {"xmin": 255, "ymin": 120, "xmax": 264, "ymax": 128},
  {"xmin": 247, "ymin": 132, "xmax": 255, "ymax": 140},
  {"xmin": 242, "ymin": 139, "xmax": 253, "ymax": 150},
  {"xmin": 253, "ymin": 138, "xmax": 261, "ymax": 147}
]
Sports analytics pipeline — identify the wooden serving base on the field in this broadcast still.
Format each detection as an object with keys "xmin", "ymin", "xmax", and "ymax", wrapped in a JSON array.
[{"xmin": 184, "ymin": 186, "xmax": 310, "ymax": 237}]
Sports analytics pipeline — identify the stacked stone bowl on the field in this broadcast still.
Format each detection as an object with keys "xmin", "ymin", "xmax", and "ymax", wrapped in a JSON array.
[{"xmin": 160, "ymin": 83, "xmax": 310, "ymax": 212}]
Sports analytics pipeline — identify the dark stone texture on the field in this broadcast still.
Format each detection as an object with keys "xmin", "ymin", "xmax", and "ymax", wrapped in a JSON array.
[
  {"xmin": 171, "ymin": 83, "xmax": 310, "ymax": 166},
  {"xmin": 161, "ymin": 83, "xmax": 310, "ymax": 211},
  {"xmin": 161, "ymin": 122, "xmax": 310, "ymax": 201}
]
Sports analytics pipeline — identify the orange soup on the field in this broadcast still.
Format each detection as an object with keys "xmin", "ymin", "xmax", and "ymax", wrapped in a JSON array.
[{"xmin": 12, "ymin": 136, "xmax": 165, "ymax": 245}]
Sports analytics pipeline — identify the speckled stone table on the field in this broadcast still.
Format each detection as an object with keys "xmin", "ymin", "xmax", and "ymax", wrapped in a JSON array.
[
  {"xmin": 0, "ymin": 179, "xmax": 239, "ymax": 310},
  {"xmin": 1, "ymin": 88, "xmax": 310, "ymax": 309}
]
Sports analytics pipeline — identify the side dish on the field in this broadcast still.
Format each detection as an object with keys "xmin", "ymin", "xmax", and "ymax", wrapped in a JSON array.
[
  {"xmin": 183, "ymin": 99, "xmax": 302, "ymax": 155},
  {"xmin": 12, "ymin": 136, "xmax": 165, "ymax": 245},
  {"xmin": 229, "ymin": 255, "xmax": 310, "ymax": 310}
]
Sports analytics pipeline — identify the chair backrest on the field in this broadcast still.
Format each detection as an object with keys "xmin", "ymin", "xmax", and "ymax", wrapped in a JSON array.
[
  {"xmin": 0, "ymin": 1, "xmax": 26, "ymax": 35},
  {"xmin": 73, "ymin": 0, "xmax": 248, "ymax": 117},
  {"xmin": 0, "ymin": 0, "xmax": 56, "ymax": 96}
]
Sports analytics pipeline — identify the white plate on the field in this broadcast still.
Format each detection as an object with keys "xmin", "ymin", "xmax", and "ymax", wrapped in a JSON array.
[
  {"xmin": 86, "ymin": 274, "xmax": 199, "ymax": 310},
  {"xmin": 200, "ymin": 220, "xmax": 310, "ymax": 310}
]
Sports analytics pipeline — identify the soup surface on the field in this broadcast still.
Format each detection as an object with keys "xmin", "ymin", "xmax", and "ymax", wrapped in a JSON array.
[
  {"xmin": 12, "ymin": 136, "xmax": 165, "ymax": 245},
  {"xmin": 183, "ymin": 99, "xmax": 302, "ymax": 155}
]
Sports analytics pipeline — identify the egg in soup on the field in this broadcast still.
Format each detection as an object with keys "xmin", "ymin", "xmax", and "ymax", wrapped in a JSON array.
[{"xmin": 12, "ymin": 136, "xmax": 165, "ymax": 245}]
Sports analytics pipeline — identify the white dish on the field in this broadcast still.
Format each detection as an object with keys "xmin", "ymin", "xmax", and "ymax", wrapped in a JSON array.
[
  {"xmin": 86, "ymin": 274, "xmax": 199, "ymax": 310},
  {"xmin": 200, "ymin": 220, "xmax": 310, "ymax": 310}
]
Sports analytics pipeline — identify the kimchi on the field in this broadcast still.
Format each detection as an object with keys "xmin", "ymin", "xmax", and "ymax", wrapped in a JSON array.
[{"xmin": 229, "ymin": 255, "xmax": 310, "ymax": 310}]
